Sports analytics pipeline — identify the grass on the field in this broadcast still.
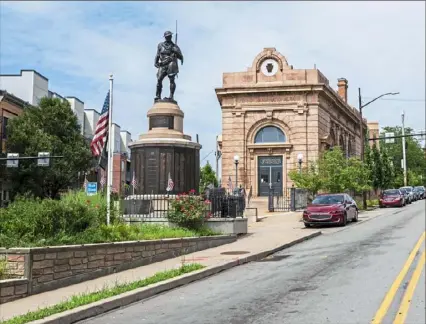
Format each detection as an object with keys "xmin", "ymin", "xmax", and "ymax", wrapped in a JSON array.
[
  {"xmin": 2, "ymin": 263, "xmax": 205, "ymax": 324},
  {"xmin": 1, "ymin": 223, "xmax": 220, "ymax": 248}
]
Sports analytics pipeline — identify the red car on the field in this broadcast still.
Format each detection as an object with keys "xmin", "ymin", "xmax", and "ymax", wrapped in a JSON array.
[
  {"xmin": 379, "ymin": 189, "xmax": 405, "ymax": 208},
  {"xmin": 303, "ymin": 193, "xmax": 359, "ymax": 227}
]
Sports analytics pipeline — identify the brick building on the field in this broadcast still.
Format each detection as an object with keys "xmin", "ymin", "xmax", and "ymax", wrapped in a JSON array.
[
  {"xmin": 216, "ymin": 48, "xmax": 369, "ymax": 197},
  {"xmin": 0, "ymin": 90, "xmax": 27, "ymax": 204}
]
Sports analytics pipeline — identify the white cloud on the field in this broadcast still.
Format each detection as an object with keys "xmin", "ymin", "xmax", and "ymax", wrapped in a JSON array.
[{"xmin": 0, "ymin": 1, "xmax": 425, "ymax": 167}]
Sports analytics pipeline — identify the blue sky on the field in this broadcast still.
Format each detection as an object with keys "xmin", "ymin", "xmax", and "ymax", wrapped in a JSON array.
[{"xmin": 0, "ymin": 1, "xmax": 425, "ymax": 166}]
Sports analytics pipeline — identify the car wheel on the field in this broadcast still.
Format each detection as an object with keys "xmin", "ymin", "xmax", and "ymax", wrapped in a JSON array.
[
  {"xmin": 304, "ymin": 222, "xmax": 311, "ymax": 228},
  {"xmin": 352, "ymin": 209, "xmax": 359, "ymax": 222},
  {"xmin": 340, "ymin": 213, "xmax": 347, "ymax": 227}
]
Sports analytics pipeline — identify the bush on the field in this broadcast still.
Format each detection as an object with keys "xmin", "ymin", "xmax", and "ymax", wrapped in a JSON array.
[
  {"xmin": 167, "ymin": 191, "xmax": 211, "ymax": 230},
  {"xmin": 0, "ymin": 191, "xmax": 117, "ymax": 248},
  {"xmin": 0, "ymin": 191, "xmax": 219, "ymax": 248}
]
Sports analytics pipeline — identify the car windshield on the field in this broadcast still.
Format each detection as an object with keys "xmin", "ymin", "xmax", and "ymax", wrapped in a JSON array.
[
  {"xmin": 400, "ymin": 189, "xmax": 406, "ymax": 194},
  {"xmin": 312, "ymin": 195, "xmax": 344, "ymax": 205},
  {"xmin": 401, "ymin": 187, "xmax": 412, "ymax": 192},
  {"xmin": 383, "ymin": 190, "xmax": 400, "ymax": 195}
]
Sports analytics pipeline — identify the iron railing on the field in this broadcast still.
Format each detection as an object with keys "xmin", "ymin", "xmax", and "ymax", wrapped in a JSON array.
[
  {"xmin": 121, "ymin": 189, "xmax": 247, "ymax": 220},
  {"xmin": 268, "ymin": 187, "xmax": 309, "ymax": 212}
]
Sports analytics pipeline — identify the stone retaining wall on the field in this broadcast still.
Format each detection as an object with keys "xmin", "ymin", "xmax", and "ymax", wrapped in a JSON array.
[
  {"xmin": 0, "ymin": 278, "xmax": 29, "ymax": 304},
  {"xmin": 0, "ymin": 235, "xmax": 235, "ymax": 303},
  {"xmin": 0, "ymin": 253, "xmax": 27, "ymax": 279}
]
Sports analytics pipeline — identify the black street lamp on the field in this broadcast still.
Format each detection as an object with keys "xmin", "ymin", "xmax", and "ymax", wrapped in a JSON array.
[
  {"xmin": 297, "ymin": 153, "xmax": 304, "ymax": 174},
  {"xmin": 358, "ymin": 89, "xmax": 399, "ymax": 209},
  {"xmin": 233, "ymin": 155, "xmax": 239, "ymax": 189}
]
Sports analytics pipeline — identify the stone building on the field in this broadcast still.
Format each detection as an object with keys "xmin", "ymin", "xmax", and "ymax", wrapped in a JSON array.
[{"xmin": 216, "ymin": 48, "xmax": 368, "ymax": 197}]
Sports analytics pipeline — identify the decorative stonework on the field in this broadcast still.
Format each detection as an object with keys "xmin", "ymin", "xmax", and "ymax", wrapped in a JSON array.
[{"xmin": 216, "ymin": 47, "xmax": 366, "ymax": 196}]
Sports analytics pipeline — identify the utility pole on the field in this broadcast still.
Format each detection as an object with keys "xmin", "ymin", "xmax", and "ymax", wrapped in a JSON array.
[
  {"xmin": 401, "ymin": 111, "xmax": 407, "ymax": 186},
  {"xmin": 358, "ymin": 88, "xmax": 399, "ymax": 209}
]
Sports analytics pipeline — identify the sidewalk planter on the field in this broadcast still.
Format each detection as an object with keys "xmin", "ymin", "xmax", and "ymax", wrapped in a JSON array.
[
  {"xmin": 205, "ymin": 218, "xmax": 248, "ymax": 235},
  {"xmin": 0, "ymin": 235, "xmax": 236, "ymax": 304}
]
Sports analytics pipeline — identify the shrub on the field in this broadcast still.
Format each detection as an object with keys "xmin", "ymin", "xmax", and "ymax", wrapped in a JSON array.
[
  {"xmin": 0, "ymin": 191, "xmax": 118, "ymax": 248},
  {"xmin": 167, "ymin": 191, "xmax": 211, "ymax": 230}
]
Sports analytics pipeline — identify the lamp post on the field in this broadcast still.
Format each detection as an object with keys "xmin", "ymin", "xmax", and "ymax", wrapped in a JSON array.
[
  {"xmin": 401, "ymin": 111, "xmax": 407, "ymax": 186},
  {"xmin": 297, "ymin": 153, "xmax": 304, "ymax": 174},
  {"xmin": 234, "ymin": 155, "xmax": 239, "ymax": 190},
  {"xmin": 358, "ymin": 88, "xmax": 399, "ymax": 209}
]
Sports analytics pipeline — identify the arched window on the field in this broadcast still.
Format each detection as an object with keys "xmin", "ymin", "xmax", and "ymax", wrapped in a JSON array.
[{"xmin": 254, "ymin": 126, "xmax": 286, "ymax": 143}]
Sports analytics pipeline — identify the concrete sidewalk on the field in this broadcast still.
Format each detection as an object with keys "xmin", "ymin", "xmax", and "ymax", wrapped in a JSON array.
[{"xmin": 0, "ymin": 212, "xmax": 319, "ymax": 321}]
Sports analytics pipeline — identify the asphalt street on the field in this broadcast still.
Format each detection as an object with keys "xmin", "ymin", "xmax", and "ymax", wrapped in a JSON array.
[{"xmin": 81, "ymin": 200, "xmax": 426, "ymax": 324}]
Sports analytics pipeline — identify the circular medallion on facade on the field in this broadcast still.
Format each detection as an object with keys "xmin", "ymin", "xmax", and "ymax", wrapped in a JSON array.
[{"xmin": 260, "ymin": 59, "xmax": 279, "ymax": 76}]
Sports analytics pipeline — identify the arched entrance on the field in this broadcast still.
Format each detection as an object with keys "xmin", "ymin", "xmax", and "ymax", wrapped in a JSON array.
[{"xmin": 255, "ymin": 126, "xmax": 286, "ymax": 196}]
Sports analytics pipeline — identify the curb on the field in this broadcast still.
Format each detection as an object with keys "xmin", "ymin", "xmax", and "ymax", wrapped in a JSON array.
[{"xmin": 29, "ymin": 231, "xmax": 321, "ymax": 324}]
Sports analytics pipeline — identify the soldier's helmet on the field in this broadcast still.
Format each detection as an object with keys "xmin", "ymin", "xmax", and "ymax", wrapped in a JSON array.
[{"xmin": 164, "ymin": 31, "xmax": 173, "ymax": 38}]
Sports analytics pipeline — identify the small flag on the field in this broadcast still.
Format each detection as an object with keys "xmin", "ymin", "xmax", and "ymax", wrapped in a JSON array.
[
  {"xmin": 100, "ymin": 170, "xmax": 106, "ymax": 190},
  {"xmin": 83, "ymin": 175, "xmax": 88, "ymax": 190},
  {"xmin": 166, "ymin": 172, "xmax": 174, "ymax": 192},
  {"xmin": 131, "ymin": 171, "xmax": 137, "ymax": 188},
  {"xmin": 227, "ymin": 176, "xmax": 233, "ymax": 192}
]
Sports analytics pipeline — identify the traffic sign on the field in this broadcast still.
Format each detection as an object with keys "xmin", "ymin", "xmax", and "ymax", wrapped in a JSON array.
[
  {"xmin": 86, "ymin": 182, "xmax": 98, "ymax": 196},
  {"xmin": 384, "ymin": 132, "xmax": 395, "ymax": 143},
  {"xmin": 6, "ymin": 153, "xmax": 19, "ymax": 168},
  {"xmin": 37, "ymin": 152, "xmax": 50, "ymax": 167}
]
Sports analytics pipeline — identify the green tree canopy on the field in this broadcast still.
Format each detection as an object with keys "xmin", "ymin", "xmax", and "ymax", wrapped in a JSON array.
[
  {"xmin": 380, "ymin": 126, "xmax": 426, "ymax": 187},
  {"xmin": 199, "ymin": 162, "xmax": 218, "ymax": 193},
  {"xmin": 289, "ymin": 147, "xmax": 371, "ymax": 194},
  {"xmin": 371, "ymin": 143, "xmax": 384, "ymax": 191},
  {"xmin": 6, "ymin": 98, "xmax": 93, "ymax": 199}
]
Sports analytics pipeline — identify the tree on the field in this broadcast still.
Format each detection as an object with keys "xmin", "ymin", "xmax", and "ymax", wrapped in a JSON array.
[
  {"xmin": 289, "ymin": 147, "xmax": 371, "ymax": 195},
  {"xmin": 371, "ymin": 143, "xmax": 384, "ymax": 192},
  {"xmin": 289, "ymin": 162, "xmax": 322, "ymax": 195},
  {"xmin": 199, "ymin": 162, "xmax": 218, "ymax": 193},
  {"xmin": 380, "ymin": 126, "xmax": 426, "ymax": 187},
  {"xmin": 381, "ymin": 150, "xmax": 394, "ymax": 189},
  {"xmin": 6, "ymin": 98, "xmax": 93, "ymax": 199}
]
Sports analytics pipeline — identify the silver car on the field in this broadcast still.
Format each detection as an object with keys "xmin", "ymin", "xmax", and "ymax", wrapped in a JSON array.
[{"xmin": 400, "ymin": 186, "xmax": 416, "ymax": 202}]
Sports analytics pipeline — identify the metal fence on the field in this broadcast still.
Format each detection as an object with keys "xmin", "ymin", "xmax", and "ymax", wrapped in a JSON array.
[
  {"xmin": 121, "ymin": 188, "xmax": 246, "ymax": 220},
  {"xmin": 268, "ymin": 187, "xmax": 309, "ymax": 212}
]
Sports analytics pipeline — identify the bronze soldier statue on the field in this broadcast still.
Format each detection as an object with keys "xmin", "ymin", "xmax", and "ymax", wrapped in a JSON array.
[{"xmin": 154, "ymin": 31, "xmax": 184, "ymax": 102}]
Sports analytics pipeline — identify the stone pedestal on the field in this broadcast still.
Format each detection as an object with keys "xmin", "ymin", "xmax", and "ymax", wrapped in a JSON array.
[{"xmin": 129, "ymin": 100, "xmax": 202, "ymax": 194}]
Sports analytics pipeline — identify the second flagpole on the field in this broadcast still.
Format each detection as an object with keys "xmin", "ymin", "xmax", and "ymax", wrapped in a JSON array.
[{"xmin": 106, "ymin": 74, "xmax": 114, "ymax": 225}]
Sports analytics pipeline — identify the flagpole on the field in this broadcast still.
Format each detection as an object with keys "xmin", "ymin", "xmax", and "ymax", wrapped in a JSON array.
[{"xmin": 106, "ymin": 74, "xmax": 114, "ymax": 225}]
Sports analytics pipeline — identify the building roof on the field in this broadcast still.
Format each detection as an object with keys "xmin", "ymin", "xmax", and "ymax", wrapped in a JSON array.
[
  {"xmin": 0, "ymin": 69, "xmax": 49, "ymax": 82},
  {"xmin": 0, "ymin": 89, "xmax": 29, "ymax": 108}
]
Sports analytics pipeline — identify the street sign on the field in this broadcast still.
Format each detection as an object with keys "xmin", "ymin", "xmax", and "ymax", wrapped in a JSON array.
[
  {"xmin": 385, "ymin": 132, "xmax": 395, "ymax": 143},
  {"xmin": 6, "ymin": 153, "xmax": 19, "ymax": 168},
  {"xmin": 86, "ymin": 182, "xmax": 98, "ymax": 196},
  {"xmin": 37, "ymin": 152, "xmax": 50, "ymax": 167}
]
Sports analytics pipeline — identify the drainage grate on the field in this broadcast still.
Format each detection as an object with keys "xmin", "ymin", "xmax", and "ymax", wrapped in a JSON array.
[
  {"xmin": 220, "ymin": 251, "xmax": 250, "ymax": 255},
  {"xmin": 257, "ymin": 255, "xmax": 291, "ymax": 262}
]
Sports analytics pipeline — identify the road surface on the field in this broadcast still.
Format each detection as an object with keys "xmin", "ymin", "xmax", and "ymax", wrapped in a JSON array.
[{"xmin": 81, "ymin": 200, "xmax": 426, "ymax": 324}]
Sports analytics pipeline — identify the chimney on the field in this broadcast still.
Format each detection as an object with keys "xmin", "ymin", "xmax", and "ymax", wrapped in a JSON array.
[{"xmin": 337, "ymin": 78, "xmax": 348, "ymax": 103}]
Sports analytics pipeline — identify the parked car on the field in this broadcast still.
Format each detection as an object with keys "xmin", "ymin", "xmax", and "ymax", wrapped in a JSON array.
[
  {"xmin": 379, "ymin": 189, "xmax": 405, "ymax": 208},
  {"xmin": 399, "ymin": 188, "xmax": 412, "ymax": 204},
  {"xmin": 414, "ymin": 186, "xmax": 425, "ymax": 199},
  {"xmin": 302, "ymin": 193, "xmax": 358, "ymax": 228},
  {"xmin": 400, "ymin": 187, "xmax": 415, "ymax": 202}
]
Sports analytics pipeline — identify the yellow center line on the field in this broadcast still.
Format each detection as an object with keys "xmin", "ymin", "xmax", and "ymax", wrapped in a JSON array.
[
  {"xmin": 371, "ymin": 231, "xmax": 426, "ymax": 324},
  {"xmin": 393, "ymin": 250, "xmax": 426, "ymax": 324}
]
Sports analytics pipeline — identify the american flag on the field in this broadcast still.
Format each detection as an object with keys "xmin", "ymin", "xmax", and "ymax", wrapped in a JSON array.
[
  {"xmin": 166, "ymin": 172, "xmax": 174, "ymax": 192},
  {"xmin": 90, "ymin": 91, "xmax": 110, "ymax": 157},
  {"xmin": 131, "ymin": 171, "xmax": 137, "ymax": 188},
  {"xmin": 227, "ymin": 176, "xmax": 233, "ymax": 191}
]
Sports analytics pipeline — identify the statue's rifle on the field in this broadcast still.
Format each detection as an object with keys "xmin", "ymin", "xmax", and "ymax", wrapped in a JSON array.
[{"xmin": 175, "ymin": 20, "xmax": 178, "ymax": 79}]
